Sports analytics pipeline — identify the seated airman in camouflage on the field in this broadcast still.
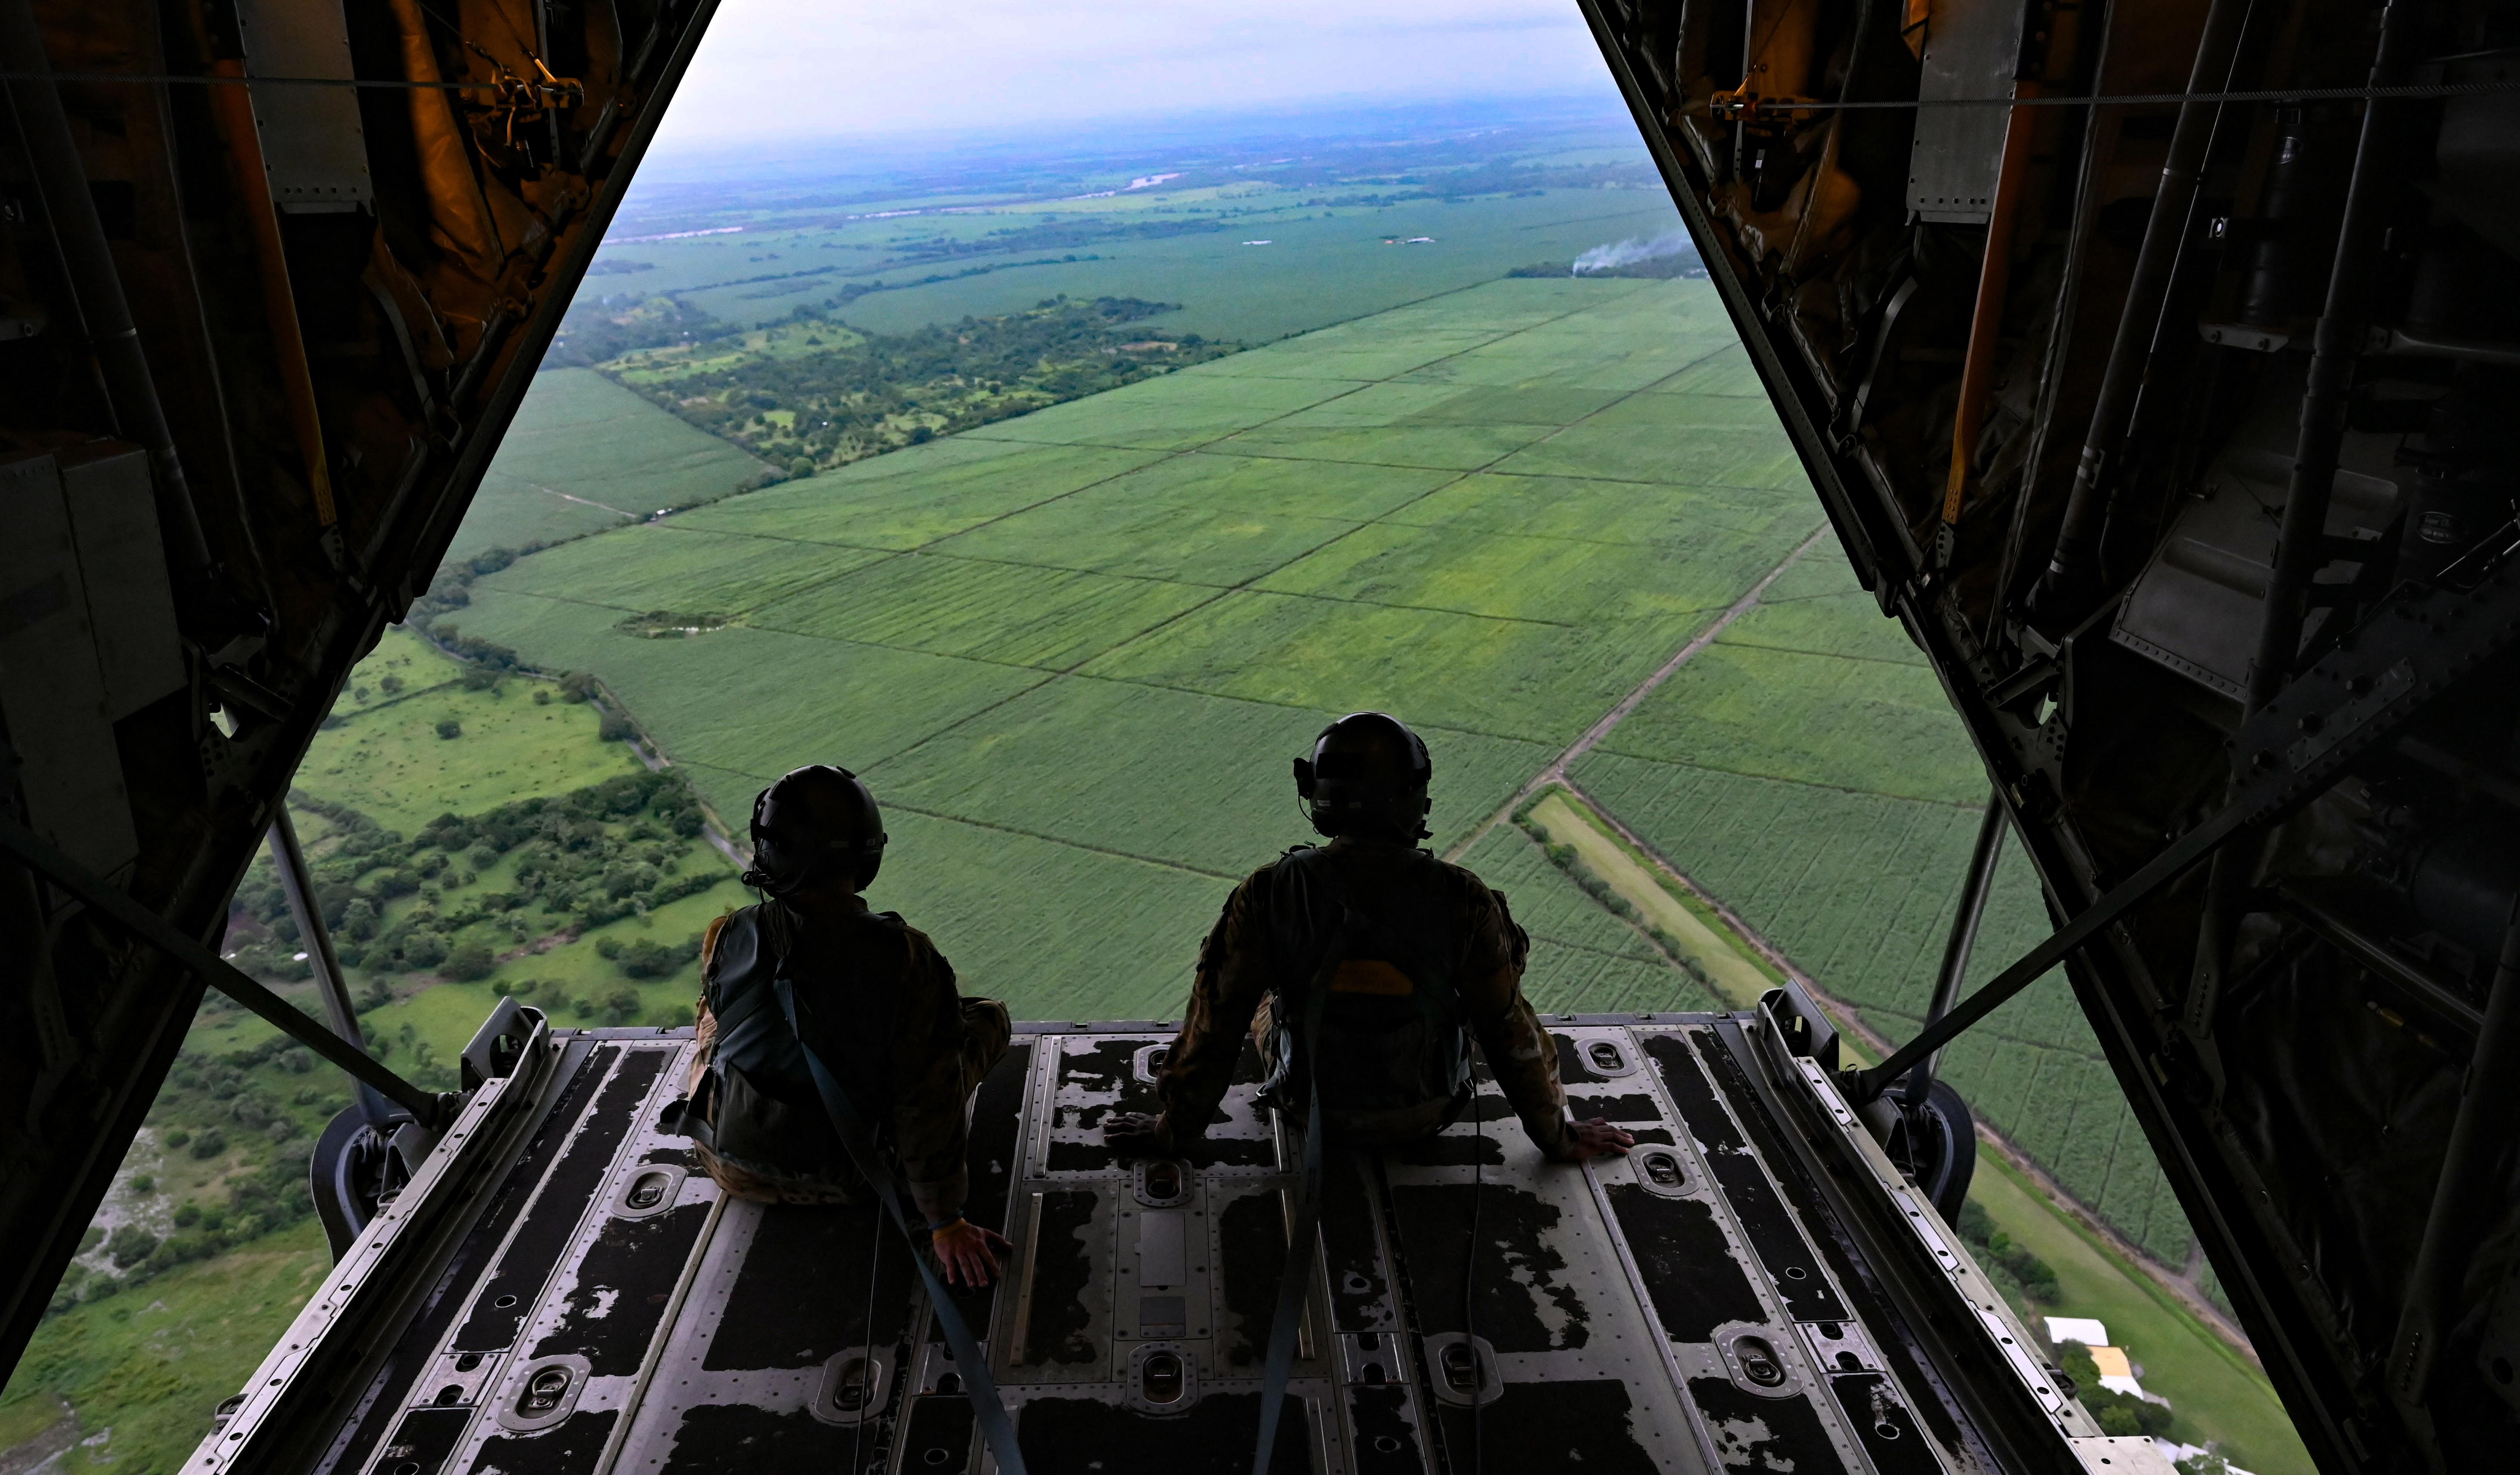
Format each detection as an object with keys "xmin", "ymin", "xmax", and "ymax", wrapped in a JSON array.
[
  {"xmin": 675, "ymin": 765, "xmax": 1012, "ymax": 1288},
  {"xmin": 1105, "ymin": 712, "xmax": 1634, "ymax": 1164}
]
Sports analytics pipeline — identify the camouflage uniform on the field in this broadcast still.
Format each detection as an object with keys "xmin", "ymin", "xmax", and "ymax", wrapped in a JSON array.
[
  {"xmin": 684, "ymin": 906, "xmax": 1010, "ymax": 1221},
  {"xmin": 1153, "ymin": 836, "xmax": 1572, "ymax": 1157}
]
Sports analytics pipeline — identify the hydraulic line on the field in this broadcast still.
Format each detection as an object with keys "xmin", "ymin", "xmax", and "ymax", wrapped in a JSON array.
[{"xmin": 2022, "ymin": 0, "xmax": 2255, "ymax": 621}]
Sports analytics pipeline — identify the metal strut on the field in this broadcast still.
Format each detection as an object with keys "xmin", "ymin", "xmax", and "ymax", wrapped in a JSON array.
[
  {"xmin": 1903, "ymin": 792, "xmax": 2008, "ymax": 1105},
  {"xmin": 1849, "ymin": 793, "xmax": 2249, "ymax": 1105},
  {"xmin": 0, "ymin": 815, "xmax": 446, "ymax": 1123}
]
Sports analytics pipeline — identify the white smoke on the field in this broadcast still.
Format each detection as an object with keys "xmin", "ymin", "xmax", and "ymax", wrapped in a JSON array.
[{"xmin": 1572, "ymin": 229, "xmax": 1698, "ymax": 275}]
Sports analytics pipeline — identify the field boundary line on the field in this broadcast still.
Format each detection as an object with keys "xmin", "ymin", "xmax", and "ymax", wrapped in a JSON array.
[
  {"xmin": 1566, "ymin": 753, "xmax": 1998, "ymax": 812},
  {"xmin": 1445, "ymin": 521, "xmax": 1828, "ymax": 861},
  {"xmin": 863, "ymin": 285, "xmax": 1703, "ymax": 775},
  {"xmin": 1551, "ymin": 772, "xmax": 2267, "ymax": 1367},
  {"xmin": 876, "ymin": 801, "xmax": 1242, "ymax": 880}
]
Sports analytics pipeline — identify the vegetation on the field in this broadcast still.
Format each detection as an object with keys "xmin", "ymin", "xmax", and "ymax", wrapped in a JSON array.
[
  {"xmin": 447, "ymin": 277, "xmax": 1791, "ymax": 1017},
  {"xmin": 591, "ymin": 295, "xmax": 1239, "ymax": 474},
  {"xmin": 1969, "ymin": 1151, "xmax": 2305, "ymax": 1473},
  {"xmin": 453, "ymin": 366, "xmax": 773, "ymax": 560}
]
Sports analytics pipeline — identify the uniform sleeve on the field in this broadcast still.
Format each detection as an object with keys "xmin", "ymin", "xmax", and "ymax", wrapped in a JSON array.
[
  {"xmin": 1154, "ymin": 873, "xmax": 1274, "ymax": 1143},
  {"xmin": 889, "ymin": 931, "xmax": 975, "ymax": 1223},
  {"xmin": 1455, "ymin": 879, "xmax": 1571, "ymax": 1157}
]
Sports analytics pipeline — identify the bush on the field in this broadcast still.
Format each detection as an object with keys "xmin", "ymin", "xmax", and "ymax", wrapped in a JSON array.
[
  {"xmin": 106, "ymin": 1226, "xmax": 158, "ymax": 1267},
  {"xmin": 189, "ymin": 1128, "xmax": 227, "ymax": 1159},
  {"xmin": 599, "ymin": 987, "xmax": 644, "ymax": 1026},
  {"xmin": 130, "ymin": 1175, "xmax": 154, "ymax": 1194},
  {"xmin": 173, "ymin": 1203, "xmax": 201, "ymax": 1228},
  {"xmin": 379, "ymin": 674, "xmax": 405, "ymax": 695},
  {"xmin": 612, "ymin": 934, "xmax": 701, "ymax": 979},
  {"xmin": 598, "ymin": 712, "xmax": 636, "ymax": 742},
  {"xmin": 559, "ymin": 672, "xmax": 599, "ymax": 704},
  {"xmin": 534, "ymin": 688, "xmax": 552, "ymax": 705},
  {"xmin": 403, "ymin": 930, "xmax": 449, "ymax": 969},
  {"xmin": 442, "ymin": 940, "xmax": 498, "ymax": 981},
  {"xmin": 164, "ymin": 1128, "xmax": 190, "ymax": 1148},
  {"xmin": 435, "ymin": 718, "xmax": 463, "ymax": 739},
  {"xmin": 2057, "ymin": 1342, "xmax": 2172, "ymax": 1437}
]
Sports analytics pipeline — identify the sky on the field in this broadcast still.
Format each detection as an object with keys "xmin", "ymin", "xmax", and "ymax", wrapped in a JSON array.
[{"xmin": 646, "ymin": 0, "xmax": 1619, "ymax": 154}]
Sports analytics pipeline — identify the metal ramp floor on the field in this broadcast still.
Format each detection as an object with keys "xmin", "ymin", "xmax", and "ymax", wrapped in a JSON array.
[{"xmin": 192, "ymin": 1004, "xmax": 2168, "ymax": 1475}]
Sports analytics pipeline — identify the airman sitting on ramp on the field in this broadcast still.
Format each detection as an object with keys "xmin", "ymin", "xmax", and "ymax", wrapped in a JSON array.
[
  {"xmin": 1106, "ymin": 712, "xmax": 1634, "ymax": 1164},
  {"xmin": 675, "ymin": 764, "xmax": 1012, "ymax": 1287}
]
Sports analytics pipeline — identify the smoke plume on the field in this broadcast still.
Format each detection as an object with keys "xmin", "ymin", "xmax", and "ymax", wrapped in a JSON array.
[{"xmin": 1572, "ymin": 230, "xmax": 1698, "ymax": 275}]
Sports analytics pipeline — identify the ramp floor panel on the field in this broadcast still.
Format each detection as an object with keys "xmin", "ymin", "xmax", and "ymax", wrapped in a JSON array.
[{"xmin": 203, "ymin": 1013, "xmax": 2137, "ymax": 1475}]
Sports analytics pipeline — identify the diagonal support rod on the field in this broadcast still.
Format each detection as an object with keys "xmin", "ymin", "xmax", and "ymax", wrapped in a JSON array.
[
  {"xmin": 0, "ymin": 814, "xmax": 445, "ymax": 1123},
  {"xmin": 1903, "ymin": 790, "xmax": 2008, "ymax": 1105},
  {"xmin": 1848, "ymin": 796, "xmax": 2253, "ymax": 1104}
]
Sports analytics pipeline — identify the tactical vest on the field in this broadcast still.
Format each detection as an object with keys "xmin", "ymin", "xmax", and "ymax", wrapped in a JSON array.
[
  {"xmin": 680, "ymin": 903, "xmax": 904, "ymax": 1178},
  {"xmin": 1259, "ymin": 845, "xmax": 1472, "ymax": 1138}
]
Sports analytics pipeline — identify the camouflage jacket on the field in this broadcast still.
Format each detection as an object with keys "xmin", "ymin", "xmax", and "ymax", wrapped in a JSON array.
[
  {"xmin": 693, "ymin": 902, "xmax": 980, "ymax": 1221},
  {"xmin": 1153, "ymin": 836, "xmax": 1571, "ymax": 1156}
]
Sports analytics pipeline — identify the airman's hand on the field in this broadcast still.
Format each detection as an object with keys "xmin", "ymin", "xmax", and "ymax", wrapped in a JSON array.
[
  {"xmin": 931, "ymin": 1219, "xmax": 1012, "ymax": 1289},
  {"xmin": 1103, "ymin": 1111, "xmax": 1175, "ymax": 1159},
  {"xmin": 1562, "ymin": 1117, "xmax": 1635, "ymax": 1160}
]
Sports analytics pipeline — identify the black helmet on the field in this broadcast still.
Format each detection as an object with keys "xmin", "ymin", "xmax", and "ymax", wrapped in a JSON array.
[
  {"xmin": 1292, "ymin": 712, "xmax": 1432, "ymax": 840},
  {"xmin": 744, "ymin": 765, "xmax": 887, "ymax": 895}
]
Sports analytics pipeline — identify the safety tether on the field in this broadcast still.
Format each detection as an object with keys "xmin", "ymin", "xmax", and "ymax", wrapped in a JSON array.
[
  {"xmin": 771, "ymin": 976, "xmax": 1028, "ymax": 1475},
  {"xmin": 1252, "ymin": 982, "xmax": 1326, "ymax": 1475}
]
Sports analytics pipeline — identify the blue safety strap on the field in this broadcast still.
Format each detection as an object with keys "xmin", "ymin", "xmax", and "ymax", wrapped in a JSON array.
[{"xmin": 772, "ymin": 976, "xmax": 1027, "ymax": 1475}]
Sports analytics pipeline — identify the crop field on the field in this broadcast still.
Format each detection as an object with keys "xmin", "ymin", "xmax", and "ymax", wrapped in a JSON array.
[
  {"xmin": 1569, "ymin": 538, "xmax": 2197, "ymax": 1264},
  {"xmin": 451, "ymin": 369, "xmax": 768, "ymax": 559},
  {"xmin": 452, "ymin": 276, "xmax": 1796, "ymax": 1018},
  {"xmin": 587, "ymin": 111, "xmax": 1686, "ymax": 342}
]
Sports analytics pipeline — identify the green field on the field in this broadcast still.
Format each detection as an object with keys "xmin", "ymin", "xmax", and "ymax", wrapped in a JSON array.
[
  {"xmin": 454, "ymin": 276, "xmax": 1807, "ymax": 1018},
  {"xmin": 1568, "ymin": 537, "xmax": 2198, "ymax": 1264},
  {"xmin": 0, "ymin": 1221, "xmax": 332, "ymax": 1475},
  {"xmin": 586, "ymin": 114, "xmax": 1685, "ymax": 343},
  {"xmin": 451, "ymin": 368, "xmax": 769, "ymax": 559}
]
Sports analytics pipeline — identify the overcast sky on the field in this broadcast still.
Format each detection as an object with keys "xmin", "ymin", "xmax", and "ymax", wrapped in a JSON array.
[{"xmin": 648, "ymin": 0, "xmax": 1618, "ymax": 153}]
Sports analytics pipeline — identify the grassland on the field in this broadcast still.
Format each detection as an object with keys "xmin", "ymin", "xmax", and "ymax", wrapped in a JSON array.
[{"xmin": 0, "ymin": 1221, "xmax": 332, "ymax": 1475}]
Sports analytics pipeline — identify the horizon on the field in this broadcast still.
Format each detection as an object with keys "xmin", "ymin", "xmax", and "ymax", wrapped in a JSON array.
[{"xmin": 641, "ymin": 0, "xmax": 1623, "ymax": 157}]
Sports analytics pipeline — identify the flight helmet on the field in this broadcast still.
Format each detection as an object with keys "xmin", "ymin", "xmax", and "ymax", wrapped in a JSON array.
[
  {"xmin": 744, "ymin": 765, "xmax": 887, "ymax": 895},
  {"xmin": 1293, "ymin": 712, "xmax": 1433, "ymax": 840}
]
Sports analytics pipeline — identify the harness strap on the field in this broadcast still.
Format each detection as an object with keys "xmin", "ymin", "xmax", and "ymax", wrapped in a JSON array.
[
  {"xmin": 1253, "ymin": 981, "xmax": 1326, "ymax": 1475},
  {"xmin": 771, "ymin": 976, "xmax": 1028, "ymax": 1475}
]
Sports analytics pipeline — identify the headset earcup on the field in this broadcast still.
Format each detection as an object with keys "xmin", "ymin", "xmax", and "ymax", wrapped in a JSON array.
[{"xmin": 1292, "ymin": 757, "xmax": 1315, "ymax": 799}]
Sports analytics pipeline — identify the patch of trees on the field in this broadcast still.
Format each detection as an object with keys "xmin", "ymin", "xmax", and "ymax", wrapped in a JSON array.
[
  {"xmin": 614, "ymin": 295, "xmax": 1238, "ymax": 473},
  {"xmin": 231, "ymin": 771, "xmax": 718, "ymax": 983}
]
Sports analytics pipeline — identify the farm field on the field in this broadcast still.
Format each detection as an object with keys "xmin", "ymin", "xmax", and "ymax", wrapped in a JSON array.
[
  {"xmin": 1568, "ymin": 536, "xmax": 2198, "ymax": 1265},
  {"xmin": 453, "ymin": 275, "xmax": 1808, "ymax": 1020},
  {"xmin": 451, "ymin": 368, "xmax": 770, "ymax": 560},
  {"xmin": 584, "ymin": 108, "xmax": 1686, "ymax": 343}
]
